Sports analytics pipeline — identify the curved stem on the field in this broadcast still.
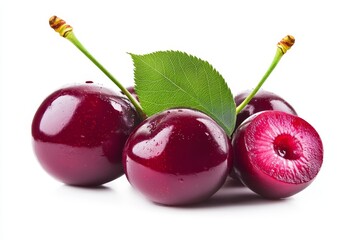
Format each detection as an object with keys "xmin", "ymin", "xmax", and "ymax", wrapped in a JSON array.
[
  {"xmin": 235, "ymin": 35, "xmax": 295, "ymax": 115},
  {"xmin": 235, "ymin": 49, "xmax": 282, "ymax": 114},
  {"xmin": 49, "ymin": 16, "xmax": 146, "ymax": 120}
]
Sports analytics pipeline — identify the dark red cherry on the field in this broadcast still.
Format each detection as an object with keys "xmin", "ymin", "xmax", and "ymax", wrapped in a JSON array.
[
  {"xmin": 232, "ymin": 111, "xmax": 323, "ymax": 199},
  {"xmin": 122, "ymin": 108, "xmax": 232, "ymax": 205},
  {"xmin": 32, "ymin": 82, "xmax": 140, "ymax": 186},
  {"xmin": 234, "ymin": 90, "xmax": 297, "ymax": 130}
]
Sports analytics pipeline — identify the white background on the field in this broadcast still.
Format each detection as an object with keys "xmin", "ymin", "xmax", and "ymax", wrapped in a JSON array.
[{"xmin": 1, "ymin": 0, "xmax": 359, "ymax": 239}]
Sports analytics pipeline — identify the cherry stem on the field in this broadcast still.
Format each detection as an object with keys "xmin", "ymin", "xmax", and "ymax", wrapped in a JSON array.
[
  {"xmin": 235, "ymin": 35, "xmax": 295, "ymax": 115},
  {"xmin": 49, "ymin": 16, "xmax": 146, "ymax": 120}
]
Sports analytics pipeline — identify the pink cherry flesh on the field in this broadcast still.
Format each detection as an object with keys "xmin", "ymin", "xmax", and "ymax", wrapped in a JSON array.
[{"xmin": 232, "ymin": 110, "xmax": 323, "ymax": 199}]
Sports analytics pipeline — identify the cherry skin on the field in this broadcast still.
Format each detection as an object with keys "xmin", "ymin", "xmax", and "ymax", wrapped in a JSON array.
[
  {"xmin": 32, "ymin": 82, "xmax": 140, "ymax": 186},
  {"xmin": 122, "ymin": 108, "xmax": 232, "ymax": 205},
  {"xmin": 234, "ymin": 90, "xmax": 297, "ymax": 130},
  {"xmin": 232, "ymin": 111, "xmax": 323, "ymax": 199}
]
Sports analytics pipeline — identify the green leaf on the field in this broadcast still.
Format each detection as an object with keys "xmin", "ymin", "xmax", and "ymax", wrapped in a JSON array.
[{"xmin": 130, "ymin": 51, "xmax": 236, "ymax": 136}]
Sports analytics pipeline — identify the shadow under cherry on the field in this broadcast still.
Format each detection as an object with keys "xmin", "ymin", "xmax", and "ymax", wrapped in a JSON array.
[{"xmin": 174, "ymin": 178, "xmax": 288, "ymax": 209}]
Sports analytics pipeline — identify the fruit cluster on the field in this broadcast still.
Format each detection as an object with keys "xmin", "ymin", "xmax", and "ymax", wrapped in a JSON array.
[{"xmin": 31, "ymin": 16, "xmax": 324, "ymax": 206}]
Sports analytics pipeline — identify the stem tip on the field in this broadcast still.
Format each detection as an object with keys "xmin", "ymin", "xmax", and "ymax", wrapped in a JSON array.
[
  {"xmin": 49, "ymin": 16, "xmax": 73, "ymax": 38},
  {"xmin": 278, "ymin": 35, "xmax": 295, "ymax": 54}
]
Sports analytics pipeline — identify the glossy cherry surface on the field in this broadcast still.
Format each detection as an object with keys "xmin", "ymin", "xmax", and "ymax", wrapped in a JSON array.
[
  {"xmin": 123, "ymin": 108, "xmax": 232, "ymax": 205},
  {"xmin": 234, "ymin": 90, "xmax": 297, "ymax": 129},
  {"xmin": 232, "ymin": 111, "xmax": 323, "ymax": 199},
  {"xmin": 32, "ymin": 82, "xmax": 140, "ymax": 186}
]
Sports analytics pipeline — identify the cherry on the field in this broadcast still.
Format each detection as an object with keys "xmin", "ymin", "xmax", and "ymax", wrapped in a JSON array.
[
  {"xmin": 33, "ymin": 16, "xmax": 148, "ymax": 186},
  {"xmin": 232, "ymin": 111, "xmax": 323, "ymax": 199},
  {"xmin": 122, "ymin": 108, "xmax": 232, "ymax": 205},
  {"xmin": 234, "ymin": 90, "xmax": 297, "ymax": 129},
  {"xmin": 32, "ymin": 82, "xmax": 140, "ymax": 186}
]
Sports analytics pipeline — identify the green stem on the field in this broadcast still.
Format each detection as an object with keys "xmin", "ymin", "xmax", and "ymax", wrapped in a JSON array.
[
  {"xmin": 49, "ymin": 16, "xmax": 146, "ymax": 120},
  {"xmin": 235, "ymin": 49, "xmax": 283, "ymax": 115},
  {"xmin": 235, "ymin": 35, "xmax": 295, "ymax": 115}
]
